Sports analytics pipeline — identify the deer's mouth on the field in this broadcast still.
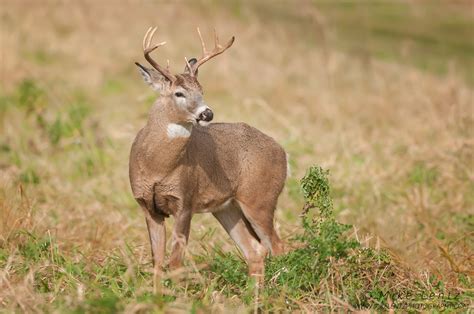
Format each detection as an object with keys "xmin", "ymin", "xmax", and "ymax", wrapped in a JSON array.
[{"xmin": 197, "ymin": 120, "xmax": 210, "ymax": 126}]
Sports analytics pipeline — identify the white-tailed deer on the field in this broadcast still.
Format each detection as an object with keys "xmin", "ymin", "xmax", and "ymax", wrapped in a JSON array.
[{"xmin": 129, "ymin": 27, "xmax": 288, "ymax": 280}]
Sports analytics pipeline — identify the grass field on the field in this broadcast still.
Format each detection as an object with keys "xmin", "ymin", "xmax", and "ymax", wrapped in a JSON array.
[{"xmin": 0, "ymin": 1, "xmax": 473, "ymax": 312}]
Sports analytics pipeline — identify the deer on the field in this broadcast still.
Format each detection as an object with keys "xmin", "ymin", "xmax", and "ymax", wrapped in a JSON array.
[{"xmin": 129, "ymin": 27, "xmax": 288, "ymax": 281}]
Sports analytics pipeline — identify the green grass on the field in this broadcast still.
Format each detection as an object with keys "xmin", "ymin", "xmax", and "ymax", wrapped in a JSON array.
[
  {"xmin": 3, "ymin": 159, "xmax": 469, "ymax": 311},
  {"xmin": 3, "ymin": 230, "xmax": 154, "ymax": 312}
]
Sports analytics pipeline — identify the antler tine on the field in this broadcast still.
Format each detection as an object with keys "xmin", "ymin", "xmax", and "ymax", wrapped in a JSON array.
[
  {"xmin": 191, "ymin": 28, "xmax": 235, "ymax": 76},
  {"xmin": 142, "ymin": 26, "xmax": 152, "ymax": 50},
  {"xmin": 184, "ymin": 57, "xmax": 193, "ymax": 73},
  {"xmin": 143, "ymin": 27, "xmax": 166, "ymax": 53},
  {"xmin": 147, "ymin": 27, "xmax": 157, "ymax": 49},
  {"xmin": 141, "ymin": 27, "xmax": 176, "ymax": 83},
  {"xmin": 196, "ymin": 27, "xmax": 207, "ymax": 55}
]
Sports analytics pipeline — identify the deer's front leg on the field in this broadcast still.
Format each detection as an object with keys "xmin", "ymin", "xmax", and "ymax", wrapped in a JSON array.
[
  {"xmin": 169, "ymin": 210, "xmax": 192, "ymax": 269},
  {"xmin": 145, "ymin": 212, "xmax": 166, "ymax": 276}
]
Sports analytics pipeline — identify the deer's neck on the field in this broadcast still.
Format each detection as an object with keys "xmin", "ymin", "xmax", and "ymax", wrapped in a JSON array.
[{"xmin": 143, "ymin": 99, "xmax": 193, "ymax": 172}]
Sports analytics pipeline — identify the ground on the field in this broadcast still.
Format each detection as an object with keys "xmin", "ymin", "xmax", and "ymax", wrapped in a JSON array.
[{"xmin": 0, "ymin": 1, "xmax": 472, "ymax": 312}]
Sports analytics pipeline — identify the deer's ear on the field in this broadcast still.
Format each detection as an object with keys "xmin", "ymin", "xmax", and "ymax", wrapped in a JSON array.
[
  {"xmin": 135, "ymin": 62, "xmax": 170, "ymax": 92},
  {"xmin": 183, "ymin": 58, "xmax": 198, "ymax": 76}
]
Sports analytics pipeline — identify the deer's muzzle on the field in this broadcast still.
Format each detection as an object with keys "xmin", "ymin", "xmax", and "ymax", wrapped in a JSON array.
[{"xmin": 198, "ymin": 108, "xmax": 213, "ymax": 122}]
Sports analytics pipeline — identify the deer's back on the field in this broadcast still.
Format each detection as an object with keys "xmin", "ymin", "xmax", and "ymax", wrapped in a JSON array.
[{"xmin": 188, "ymin": 122, "xmax": 287, "ymax": 201}]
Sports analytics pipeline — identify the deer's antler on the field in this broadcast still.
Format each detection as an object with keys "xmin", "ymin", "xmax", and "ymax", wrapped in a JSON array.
[
  {"xmin": 191, "ymin": 28, "xmax": 235, "ymax": 76},
  {"xmin": 142, "ymin": 27, "xmax": 177, "ymax": 83}
]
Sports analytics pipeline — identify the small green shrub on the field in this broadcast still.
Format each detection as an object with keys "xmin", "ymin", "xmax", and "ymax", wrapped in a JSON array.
[{"xmin": 265, "ymin": 166, "xmax": 359, "ymax": 299}]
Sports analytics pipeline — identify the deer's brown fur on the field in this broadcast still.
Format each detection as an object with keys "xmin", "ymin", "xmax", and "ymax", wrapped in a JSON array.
[{"xmin": 129, "ymin": 28, "xmax": 287, "ymax": 279}]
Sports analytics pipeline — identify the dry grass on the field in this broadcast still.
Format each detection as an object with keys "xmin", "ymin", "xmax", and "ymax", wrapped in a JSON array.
[{"xmin": 0, "ymin": 0, "xmax": 472, "ymax": 312}]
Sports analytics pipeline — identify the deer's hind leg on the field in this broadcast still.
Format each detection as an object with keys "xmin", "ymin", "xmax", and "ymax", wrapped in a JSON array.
[
  {"xmin": 236, "ymin": 199, "xmax": 285, "ymax": 257},
  {"xmin": 213, "ymin": 203, "xmax": 268, "ymax": 279}
]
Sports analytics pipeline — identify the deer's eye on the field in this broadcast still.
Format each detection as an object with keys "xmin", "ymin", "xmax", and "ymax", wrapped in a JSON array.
[{"xmin": 174, "ymin": 92, "xmax": 185, "ymax": 98}]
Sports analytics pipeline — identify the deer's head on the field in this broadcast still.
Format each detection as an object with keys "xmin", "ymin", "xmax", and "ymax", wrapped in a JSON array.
[{"xmin": 136, "ymin": 27, "xmax": 234, "ymax": 126}]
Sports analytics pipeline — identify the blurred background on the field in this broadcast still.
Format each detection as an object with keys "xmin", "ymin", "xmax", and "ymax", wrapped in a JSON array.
[{"xmin": 0, "ymin": 0, "xmax": 472, "ymax": 310}]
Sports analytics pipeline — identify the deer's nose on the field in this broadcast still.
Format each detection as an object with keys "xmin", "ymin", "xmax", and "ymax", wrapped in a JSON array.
[{"xmin": 198, "ymin": 108, "xmax": 213, "ymax": 122}]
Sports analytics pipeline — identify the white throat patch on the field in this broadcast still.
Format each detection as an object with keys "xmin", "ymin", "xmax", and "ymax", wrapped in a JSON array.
[{"xmin": 167, "ymin": 123, "xmax": 191, "ymax": 139}]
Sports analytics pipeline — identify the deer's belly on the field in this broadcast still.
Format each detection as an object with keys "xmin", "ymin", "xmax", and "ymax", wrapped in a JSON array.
[{"xmin": 195, "ymin": 198, "xmax": 234, "ymax": 214}]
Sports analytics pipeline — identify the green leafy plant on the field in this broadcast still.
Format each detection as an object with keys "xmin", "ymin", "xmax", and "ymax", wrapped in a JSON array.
[{"xmin": 265, "ymin": 166, "xmax": 359, "ymax": 297}]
